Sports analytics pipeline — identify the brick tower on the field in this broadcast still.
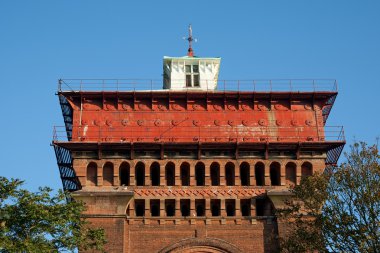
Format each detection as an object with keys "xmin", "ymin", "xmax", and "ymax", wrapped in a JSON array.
[{"xmin": 53, "ymin": 28, "xmax": 345, "ymax": 253}]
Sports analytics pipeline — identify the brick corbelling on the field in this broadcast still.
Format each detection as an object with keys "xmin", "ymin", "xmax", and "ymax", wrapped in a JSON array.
[{"xmin": 134, "ymin": 187, "xmax": 266, "ymax": 198}]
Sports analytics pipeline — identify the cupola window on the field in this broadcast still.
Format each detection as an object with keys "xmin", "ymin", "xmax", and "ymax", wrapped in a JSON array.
[{"xmin": 185, "ymin": 64, "xmax": 200, "ymax": 87}]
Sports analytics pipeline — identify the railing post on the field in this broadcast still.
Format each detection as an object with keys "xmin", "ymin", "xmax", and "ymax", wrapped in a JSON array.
[
  {"xmin": 339, "ymin": 126, "xmax": 344, "ymax": 141},
  {"xmin": 117, "ymin": 79, "xmax": 119, "ymax": 91},
  {"xmin": 343, "ymin": 127, "xmax": 345, "ymax": 141},
  {"xmin": 290, "ymin": 80, "xmax": 292, "ymax": 92},
  {"xmin": 53, "ymin": 126, "xmax": 56, "ymax": 141},
  {"xmin": 313, "ymin": 80, "xmax": 316, "ymax": 92},
  {"xmin": 270, "ymin": 80, "xmax": 272, "ymax": 92},
  {"xmin": 253, "ymin": 80, "xmax": 256, "ymax": 92}
]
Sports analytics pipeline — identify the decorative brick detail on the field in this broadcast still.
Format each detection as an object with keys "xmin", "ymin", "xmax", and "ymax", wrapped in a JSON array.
[{"xmin": 134, "ymin": 188, "xmax": 266, "ymax": 198}]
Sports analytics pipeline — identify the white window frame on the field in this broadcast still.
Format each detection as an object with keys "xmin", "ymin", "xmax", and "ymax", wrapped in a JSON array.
[{"xmin": 185, "ymin": 64, "xmax": 200, "ymax": 88}]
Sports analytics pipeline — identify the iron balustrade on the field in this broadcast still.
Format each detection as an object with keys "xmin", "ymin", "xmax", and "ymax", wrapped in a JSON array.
[{"xmin": 58, "ymin": 79, "xmax": 338, "ymax": 93}]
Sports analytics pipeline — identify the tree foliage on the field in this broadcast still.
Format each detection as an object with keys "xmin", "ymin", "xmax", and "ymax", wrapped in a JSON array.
[
  {"xmin": 278, "ymin": 142, "xmax": 380, "ymax": 253},
  {"xmin": 0, "ymin": 177, "xmax": 106, "ymax": 253}
]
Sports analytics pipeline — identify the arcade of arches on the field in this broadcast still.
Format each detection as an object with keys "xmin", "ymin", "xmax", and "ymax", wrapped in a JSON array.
[
  {"xmin": 81, "ymin": 159, "xmax": 316, "ymax": 219},
  {"xmin": 84, "ymin": 160, "xmax": 314, "ymax": 188}
]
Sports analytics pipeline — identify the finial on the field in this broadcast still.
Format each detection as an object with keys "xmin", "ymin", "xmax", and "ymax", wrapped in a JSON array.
[{"xmin": 183, "ymin": 24, "xmax": 197, "ymax": 57}]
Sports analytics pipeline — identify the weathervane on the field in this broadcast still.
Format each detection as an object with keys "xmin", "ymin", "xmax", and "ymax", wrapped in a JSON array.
[{"xmin": 183, "ymin": 24, "xmax": 197, "ymax": 57}]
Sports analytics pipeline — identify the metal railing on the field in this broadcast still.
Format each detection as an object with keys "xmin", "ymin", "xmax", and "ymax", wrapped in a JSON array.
[
  {"xmin": 53, "ymin": 125, "xmax": 345, "ymax": 143},
  {"xmin": 58, "ymin": 79, "xmax": 338, "ymax": 93}
]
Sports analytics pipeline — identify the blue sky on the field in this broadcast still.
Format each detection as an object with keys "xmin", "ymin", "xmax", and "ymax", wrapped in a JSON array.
[{"xmin": 0, "ymin": 0, "xmax": 379, "ymax": 191}]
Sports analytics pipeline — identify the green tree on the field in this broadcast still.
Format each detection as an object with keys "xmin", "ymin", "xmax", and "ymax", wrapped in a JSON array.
[
  {"xmin": 278, "ymin": 142, "xmax": 380, "ymax": 253},
  {"xmin": 0, "ymin": 177, "xmax": 106, "ymax": 252}
]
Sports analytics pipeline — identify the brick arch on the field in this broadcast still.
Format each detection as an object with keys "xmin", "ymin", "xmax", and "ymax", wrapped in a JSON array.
[
  {"xmin": 86, "ymin": 162, "xmax": 97, "ymax": 186},
  {"xmin": 150, "ymin": 161, "xmax": 161, "ymax": 186},
  {"xmin": 131, "ymin": 160, "xmax": 147, "ymax": 167},
  {"xmin": 210, "ymin": 162, "xmax": 220, "ymax": 186},
  {"xmin": 135, "ymin": 161, "xmax": 145, "ymax": 186},
  {"xmin": 301, "ymin": 161, "xmax": 313, "ymax": 177},
  {"xmin": 195, "ymin": 161, "xmax": 205, "ymax": 186},
  {"xmin": 180, "ymin": 162, "xmax": 190, "ymax": 186},
  {"xmin": 269, "ymin": 161, "xmax": 281, "ymax": 186},
  {"xmin": 119, "ymin": 162, "xmax": 130, "ymax": 186},
  {"xmin": 254, "ymin": 161, "xmax": 265, "ymax": 186},
  {"xmin": 103, "ymin": 162, "xmax": 114, "ymax": 186},
  {"xmin": 225, "ymin": 162, "xmax": 235, "ymax": 186},
  {"xmin": 239, "ymin": 161, "xmax": 250, "ymax": 186},
  {"xmin": 165, "ymin": 161, "xmax": 176, "ymax": 186},
  {"xmin": 285, "ymin": 162, "xmax": 297, "ymax": 186},
  {"xmin": 158, "ymin": 238, "xmax": 243, "ymax": 253}
]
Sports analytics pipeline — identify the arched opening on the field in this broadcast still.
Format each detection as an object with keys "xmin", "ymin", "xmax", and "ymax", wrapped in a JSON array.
[
  {"xmin": 226, "ymin": 199, "xmax": 235, "ymax": 216},
  {"xmin": 211, "ymin": 199, "xmax": 221, "ymax": 216},
  {"xmin": 135, "ymin": 199, "xmax": 145, "ymax": 217},
  {"xmin": 285, "ymin": 162, "xmax": 297, "ymax": 186},
  {"xmin": 157, "ymin": 237, "xmax": 244, "ymax": 253},
  {"xmin": 119, "ymin": 162, "xmax": 130, "ymax": 186},
  {"xmin": 103, "ymin": 162, "xmax": 114, "ymax": 186},
  {"xmin": 150, "ymin": 200, "xmax": 160, "ymax": 217},
  {"xmin": 86, "ymin": 162, "xmax": 97, "ymax": 186},
  {"xmin": 195, "ymin": 162, "xmax": 205, "ymax": 186},
  {"xmin": 165, "ymin": 162, "xmax": 175, "ymax": 186},
  {"xmin": 180, "ymin": 162, "xmax": 190, "ymax": 186},
  {"xmin": 255, "ymin": 162, "xmax": 265, "ymax": 186},
  {"xmin": 225, "ymin": 162, "xmax": 235, "ymax": 186},
  {"xmin": 165, "ymin": 199, "xmax": 175, "ymax": 217},
  {"xmin": 240, "ymin": 162, "xmax": 250, "ymax": 186},
  {"xmin": 135, "ymin": 162, "xmax": 145, "ymax": 186},
  {"xmin": 150, "ymin": 162, "xmax": 160, "ymax": 186},
  {"xmin": 210, "ymin": 162, "xmax": 220, "ymax": 186},
  {"xmin": 301, "ymin": 162, "xmax": 313, "ymax": 178},
  {"xmin": 270, "ymin": 162, "xmax": 281, "ymax": 186},
  {"xmin": 240, "ymin": 199, "xmax": 251, "ymax": 216},
  {"xmin": 180, "ymin": 199, "xmax": 190, "ymax": 216},
  {"xmin": 195, "ymin": 199, "xmax": 205, "ymax": 216}
]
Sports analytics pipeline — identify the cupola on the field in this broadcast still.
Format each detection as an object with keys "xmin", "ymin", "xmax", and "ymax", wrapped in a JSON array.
[{"xmin": 163, "ymin": 25, "xmax": 221, "ymax": 90}]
